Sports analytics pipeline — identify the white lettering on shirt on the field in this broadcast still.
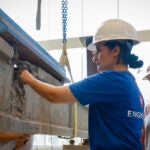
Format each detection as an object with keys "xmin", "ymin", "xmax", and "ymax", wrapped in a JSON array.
[{"xmin": 127, "ymin": 110, "xmax": 144, "ymax": 119}]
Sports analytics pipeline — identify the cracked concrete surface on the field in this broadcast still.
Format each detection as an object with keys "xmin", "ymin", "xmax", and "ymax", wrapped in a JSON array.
[{"xmin": 0, "ymin": 37, "xmax": 88, "ymax": 140}]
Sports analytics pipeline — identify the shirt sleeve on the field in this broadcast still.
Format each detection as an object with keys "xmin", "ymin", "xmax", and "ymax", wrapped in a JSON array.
[{"xmin": 69, "ymin": 72, "xmax": 113, "ymax": 105}]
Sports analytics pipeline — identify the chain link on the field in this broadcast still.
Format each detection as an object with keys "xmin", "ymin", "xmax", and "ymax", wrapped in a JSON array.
[{"xmin": 61, "ymin": 0, "xmax": 68, "ymax": 44}]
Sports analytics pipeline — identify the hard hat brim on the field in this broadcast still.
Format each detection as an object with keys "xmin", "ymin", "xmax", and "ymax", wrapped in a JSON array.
[
  {"xmin": 87, "ymin": 41, "xmax": 97, "ymax": 51},
  {"xmin": 143, "ymin": 73, "xmax": 150, "ymax": 80},
  {"xmin": 87, "ymin": 39, "xmax": 140, "ymax": 51}
]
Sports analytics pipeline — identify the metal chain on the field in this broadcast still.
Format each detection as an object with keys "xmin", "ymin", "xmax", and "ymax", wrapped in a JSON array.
[{"xmin": 61, "ymin": 0, "xmax": 68, "ymax": 44}]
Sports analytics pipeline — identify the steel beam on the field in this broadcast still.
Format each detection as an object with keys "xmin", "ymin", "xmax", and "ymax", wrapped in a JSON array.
[{"xmin": 38, "ymin": 30, "xmax": 150, "ymax": 51}]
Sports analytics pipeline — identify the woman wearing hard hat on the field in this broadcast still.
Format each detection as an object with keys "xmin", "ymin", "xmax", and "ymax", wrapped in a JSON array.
[
  {"xmin": 143, "ymin": 66, "xmax": 150, "ymax": 80},
  {"xmin": 17, "ymin": 19, "xmax": 144, "ymax": 150},
  {"xmin": 141, "ymin": 66, "xmax": 150, "ymax": 150}
]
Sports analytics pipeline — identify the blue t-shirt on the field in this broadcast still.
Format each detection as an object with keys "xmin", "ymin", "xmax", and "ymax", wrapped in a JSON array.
[{"xmin": 69, "ymin": 71, "xmax": 144, "ymax": 150}]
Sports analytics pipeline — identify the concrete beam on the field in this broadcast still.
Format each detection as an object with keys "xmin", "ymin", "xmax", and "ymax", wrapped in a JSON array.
[
  {"xmin": 38, "ymin": 36, "xmax": 91, "ymax": 50},
  {"xmin": 0, "ymin": 38, "xmax": 88, "ymax": 138},
  {"xmin": 38, "ymin": 30, "xmax": 150, "ymax": 50},
  {"xmin": 138, "ymin": 30, "xmax": 150, "ymax": 42}
]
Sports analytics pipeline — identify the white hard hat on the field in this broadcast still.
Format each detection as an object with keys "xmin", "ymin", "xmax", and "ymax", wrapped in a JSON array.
[
  {"xmin": 143, "ymin": 73, "xmax": 150, "ymax": 80},
  {"xmin": 87, "ymin": 19, "xmax": 140, "ymax": 51},
  {"xmin": 143, "ymin": 66, "xmax": 150, "ymax": 80}
]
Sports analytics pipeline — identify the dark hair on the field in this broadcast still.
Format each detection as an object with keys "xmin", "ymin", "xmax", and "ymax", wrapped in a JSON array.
[{"xmin": 103, "ymin": 40, "xmax": 143, "ymax": 69}]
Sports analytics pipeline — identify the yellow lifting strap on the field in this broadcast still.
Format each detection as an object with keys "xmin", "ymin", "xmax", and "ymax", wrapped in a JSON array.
[
  {"xmin": 59, "ymin": 42, "xmax": 73, "ymax": 81},
  {"xmin": 59, "ymin": 42, "xmax": 77, "ymax": 138}
]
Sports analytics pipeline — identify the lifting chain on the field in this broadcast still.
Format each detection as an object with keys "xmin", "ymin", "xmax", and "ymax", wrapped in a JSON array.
[
  {"xmin": 62, "ymin": 0, "xmax": 68, "ymax": 44},
  {"xmin": 60, "ymin": 0, "xmax": 77, "ymax": 139},
  {"xmin": 60, "ymin": 0, "xmax": 74, "ymax": 81}
]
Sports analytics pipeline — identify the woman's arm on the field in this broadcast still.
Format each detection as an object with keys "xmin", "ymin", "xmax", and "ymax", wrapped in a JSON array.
[{"xmin": 18, "ymin": 70, "xmax": 77, "ymax": 103}]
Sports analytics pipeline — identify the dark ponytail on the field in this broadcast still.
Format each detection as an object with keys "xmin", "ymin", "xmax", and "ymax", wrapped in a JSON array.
[{"xmin": 127, "ymin": 54, "xmax": 143, "ymax": 68}]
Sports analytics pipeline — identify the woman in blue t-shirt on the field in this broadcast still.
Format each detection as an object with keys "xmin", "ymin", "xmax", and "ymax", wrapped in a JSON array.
[{"xmin": 17, "ymin": 19, "xmax": 144, "ymax": 150}]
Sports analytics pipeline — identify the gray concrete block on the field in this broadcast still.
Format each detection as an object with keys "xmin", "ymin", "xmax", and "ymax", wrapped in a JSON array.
[
  {"xmin": 0, "ymin": 37, "xmax": 14, "ymax": 58},
  {"xmin": 0, "ymin": 38, "xmax": 88, "ymax": 138}
]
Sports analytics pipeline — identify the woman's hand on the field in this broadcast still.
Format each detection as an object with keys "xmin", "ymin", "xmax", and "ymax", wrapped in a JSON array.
[{"xmin": 16, "ymin": 70, "xmax": 35, "ymax": 85}]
